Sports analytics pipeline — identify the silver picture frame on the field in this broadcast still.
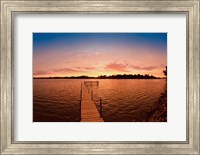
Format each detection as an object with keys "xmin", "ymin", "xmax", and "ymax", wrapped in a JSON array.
[{"xmin": 1, "ymin": 0, "xmax": 199, "ymax": 154}]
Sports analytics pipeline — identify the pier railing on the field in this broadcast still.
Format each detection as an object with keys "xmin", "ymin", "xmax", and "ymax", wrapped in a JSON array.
[
  {"xmin": 84, "ymin": 81, "xmax": 99, "ymax": 86},
  {"xmin": 90, "ymin": 89, "xmax": 103, "ymax": 118},
  {"xmin": 79, "ymin": 83, "xmax": 82, "ymax": 121},
  {"xmin": 79, "ymin": 99, "xmax": 81, "ymax": 122}
]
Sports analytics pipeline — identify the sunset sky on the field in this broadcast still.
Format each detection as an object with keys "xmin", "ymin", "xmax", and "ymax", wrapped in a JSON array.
[{"xmin": 33, "ymin": 33, "xmax": 167, "ymax": 78}]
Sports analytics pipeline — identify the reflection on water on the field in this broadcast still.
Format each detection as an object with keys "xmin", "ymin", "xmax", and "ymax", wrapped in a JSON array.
[{"xmin": 33, "ymin": 79, "xmax": 166, "ymax": 122}]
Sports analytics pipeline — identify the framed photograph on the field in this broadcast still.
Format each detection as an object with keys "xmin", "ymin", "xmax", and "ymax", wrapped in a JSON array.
[
  {"xmin": 33, "ymin": 32, "xmax": 167, "ymax": 123},
  {"xmin": 1, "ymin": 0, "xmax": 199, "ymax": 154}
]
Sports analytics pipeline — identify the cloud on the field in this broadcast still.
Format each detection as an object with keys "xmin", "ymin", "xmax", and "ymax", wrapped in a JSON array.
[
  {"xmin": 104, "ymin": 62, "xmax": 165, "ymax": 72},
  {"xmin": 130, "ymin": 64, "xmax": 165, "ymax": 70},
  {"xmin": 33, "ymin": 68, "xmax": 80, "ymax": 76},
  {"xmin": 33, "ymin": 70, "xmax": 50, "ymax": 76},
  {"xmin": 34, "ymin": 66, "xmax": 96, "ymax": 75},
  {"xmin": 53, "ymin": 66, "xmax": 96, "ymax": 73},
  {"xmin": 53, "ymin": 68, "xmax": 78, "ymax": 73},
  {"xmin": 105, "ymin": 62, "xmax": 129, "ymax": 72},
  {"xmin": 83, "ymin": 67, "xmax": 96, "ymax": 70},
  {"xmin": 75, "ymin": 66, "xmax": 96, "ymax": 70},
  {"xmin": 131, "ymin": 65, "xmax": 157, "ymax": 70}
]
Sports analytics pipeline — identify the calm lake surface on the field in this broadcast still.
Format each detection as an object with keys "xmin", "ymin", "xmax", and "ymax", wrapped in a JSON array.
[{"xmin": 33, "ymin": 79, "xmax": 166, "ymax": 122}]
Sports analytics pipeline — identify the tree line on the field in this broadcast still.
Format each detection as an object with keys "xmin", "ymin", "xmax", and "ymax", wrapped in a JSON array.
[{"xmin": 34, "ymin": 66, "xmax": 167, "ymax": 79}]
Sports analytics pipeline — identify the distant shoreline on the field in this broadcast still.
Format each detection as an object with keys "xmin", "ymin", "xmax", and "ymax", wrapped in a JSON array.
[
  {"xmin": 33, "ymin": 74, "xmax": 166, "ymax": 79},
  {"xmin": 33, "ymin": 78, "xmax": 166, "ymax": 80}
]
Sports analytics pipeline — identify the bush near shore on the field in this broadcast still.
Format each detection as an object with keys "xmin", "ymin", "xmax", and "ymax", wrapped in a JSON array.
[{"xmin": 146, "ymin": 89, "xmax": 167, "ymax": 122}]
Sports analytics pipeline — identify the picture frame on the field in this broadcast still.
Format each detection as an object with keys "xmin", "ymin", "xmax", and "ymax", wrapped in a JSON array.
[{"xmin": 0, "ymin": 0, "xmax": 199, "ymax": 154}]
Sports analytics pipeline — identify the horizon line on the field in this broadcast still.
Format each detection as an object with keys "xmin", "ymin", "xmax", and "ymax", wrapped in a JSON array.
[{"xmin": 33, "ymin": 74, "xmax": 166, "ymax": 79}]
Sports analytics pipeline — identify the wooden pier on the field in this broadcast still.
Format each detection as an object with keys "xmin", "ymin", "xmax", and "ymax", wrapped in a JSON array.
[{"xmin": 80, "ymin": 82, "xmax": 103, "ymax": 122}]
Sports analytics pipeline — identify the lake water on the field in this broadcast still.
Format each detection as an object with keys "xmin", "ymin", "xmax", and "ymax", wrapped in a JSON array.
[{"xmin": 33, "ymin": 79, "xmax": 166, "ymax": 122}]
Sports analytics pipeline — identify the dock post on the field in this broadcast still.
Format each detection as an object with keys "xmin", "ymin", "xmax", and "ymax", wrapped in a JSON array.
[
  {"xmin": 80, "ymin": 82, "xmax": 82, "ymax": 100},
  {"xmin": 91, "ymin": 90, "xmax": 93, "ymax": 100},
  {"xmin": 79, "ymin": 82, "xmax": 82, "ymax": 122},
  {"xmin": 79, "ymin": 100, "xmax": 81, "ymax": 121},
  {"xmin": 100, "ymin": 98, "xmax": 103, "ymax": 118}
]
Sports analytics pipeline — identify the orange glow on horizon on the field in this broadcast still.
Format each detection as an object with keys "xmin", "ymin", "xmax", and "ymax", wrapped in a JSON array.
[{"xmin": 33, "ymin": 66, "xmax": 166, "ymax": 78}]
